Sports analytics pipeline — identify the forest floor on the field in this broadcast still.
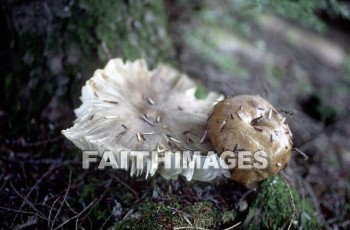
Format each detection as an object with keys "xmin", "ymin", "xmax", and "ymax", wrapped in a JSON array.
[
  {"xmin": 1, "ymin": 0, "xmax": 350, "ymax": 229},
  {"xmin": 170, "ymin": 2, "xmax": 350, "ymax": 228}
]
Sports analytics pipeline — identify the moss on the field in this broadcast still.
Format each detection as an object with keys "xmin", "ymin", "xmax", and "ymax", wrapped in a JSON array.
[
  {"xmin": 2, "ymin": 0, "xmax": 177, "ymax": 140},
  {"xmin": 220, "ymin": 210, "xmax": 237, "ymax": 225},
  {"xmin": 194, "ymin": 85, "xmax": 209, "ymax": 99},
  {"xmin": 267, "ymin": 64, "xmax": 285, "ymax": 79},
  {"xmin": 71, "ymin": 0, "xmax": 175, "ymax": 67},
  {"xmin": 227, "ymin": 0, "xmax": 349, "ymax": 33},
  {"xmin": 243, "ymin": 176, "xmax": 319, "ymax": 229},
  {"xmin": 112, "ymin": 197, "xmax": 237, "ymax": 229},
  {"xmin": 185, "ymin": 25, "xmax": 249, "ymax": 79}
]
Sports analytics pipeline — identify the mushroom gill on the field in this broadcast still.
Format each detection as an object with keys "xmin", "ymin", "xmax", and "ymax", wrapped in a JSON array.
[{"xmin": 62, "ymin": 58, "xmax": 226, "ymax": 181}]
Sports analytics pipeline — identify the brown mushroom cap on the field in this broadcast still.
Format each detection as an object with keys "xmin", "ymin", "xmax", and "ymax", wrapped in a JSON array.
[{"xmin": 207, "ymin": 95, "xmax": 292, "ymax": 185}]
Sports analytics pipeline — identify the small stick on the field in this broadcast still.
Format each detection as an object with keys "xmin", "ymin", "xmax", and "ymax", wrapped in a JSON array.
[
  {"xmin": 136, "ymin": 133, "xmax": 142, "ymax": 141},
  {"xmin": 294, "ymin": 148, "xmax": 309, "ymax": 160},
  {"xmin": 163, "ymin": 134, "xmax": 169, "ymax": 143},
  {"xmin": 199, "ymin": 130, "xmax": 208, "ymax": 143},
  {"xmin": 14, "ymin": 166, "xmax": 57, "ymax": 221},
  {"xmin": 183, "ymin": 130, "xmax": 191, "ymax": 135},
  {"xmin": 280, "ymin": 174, "xmax": 297, "ymax": 230},
  {"xmin": 122, "ymin": 209, "xmax": 135, "ymax": 220},
  {"xmin": 111, "ymin": 175, "xmax": 139, "ymax": 202},
  {"xmin": 236, "ymin": 112, "xmax": 243, "ymax": 121},
  {"xmin": 140, "ymin": 132, "xmax": 154, "ymax": 135},
  {"xmin": 250, "ymin": 115, "xmax": 263, "ymax": 125},
  {"xmin": 141, "ymin": 134, "xmax": 146, "ymax": 141},
  {"xmin": 233, "ymin": 144, "xmax": 238, "ymax": 152},
  {"xmin": 141, "ymin": 114, "xmax": 154, "ymax": 126},
  {"xmin": 219, "ymin": 120, "xmax": 227, "ymax": 131},
  {"xmin": 222, "ymin": 221, "xmax": 242, "ymax": 230},
  {"xmin": 50, "ymin": 171, "xmax": 72, "ymax": 229},
  {"xmin": 103, "ymin": 100, "xmax": 118, "ymax": 104},
  {"xmin": 254, "ymin": 126, "xmax": 264, "ymax": 132},
  {"xmin": 105, "ymin": 115, "xmax": 118, "ymax": 119},
  {"xmin": 281, "ymin": 117, "xmax": 286, "ymax": 123},
  {"xmin": 234, "ymin": 188, "xmax": 256, "ymax": 210},
  {"xmin": 170, "ymin": 136, "xmax": 181, "ymax": 143},
  {"xmin": 146, "ymin": 97, "xmax": 155, "ymax": 105},
  {"xmin": 157, "ymin": 144, "xmax": 166, "ymax": 153},
  {"xmin": 117, "ymin": 130, "xmax": 127, "ymax": 137},
  {"xmin": 52, "ymin": 199, "xmax": 97, "ymax": 230}
]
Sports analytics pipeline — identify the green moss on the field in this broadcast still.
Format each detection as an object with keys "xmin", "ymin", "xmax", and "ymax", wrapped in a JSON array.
[
  {"xmin": 112, "ymin": 197, "xmax": 236, "ymax": 229},
  {"xmin": 2, "ymin": 0, "xmax": 177, "ymax": 139},
  {"xmin": 243, "ymin": 176, "xmax": 319, "ymax": 229},
  {"xmin": 228, "ymin": 0, "xmax": 349, "ymax": 33},
  {"xmin": 220, "ymin": 210, "xmax": 237, "ymax": 224},
  {"xmin": 298, "ymin": 81, "xmax": 313, "ymax": 94},
  {"xmin": 194, "ymin": 85, "xmax": 209, "ymax": 99},
  {"xmin": 70, "ymin": 0, "xmax": 176, "ymax": 67},
  {"xmin": 185, "ymin": 26, "xmax": 249, "ymax": 79},
  {"xmin": 267, "ymin": 64, "xmax": 285, "ymax": 79}
]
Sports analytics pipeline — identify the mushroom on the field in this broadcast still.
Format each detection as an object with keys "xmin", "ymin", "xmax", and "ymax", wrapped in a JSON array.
[
  {"xmin": 62, "ymin": 59, "xmax": 293, "ymax": 186},
  {"xmin": 207, "ymin": 95, "xmax": 293, "ymax": 186},
  {"xmin": 62, "ymin": 58, "xmax": 227, "ymax": 181}
]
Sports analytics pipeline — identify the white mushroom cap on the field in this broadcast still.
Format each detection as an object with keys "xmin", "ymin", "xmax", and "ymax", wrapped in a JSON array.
[{"xmin": 62, "ymin": 58, "xmax": 226, "ymax": 180}]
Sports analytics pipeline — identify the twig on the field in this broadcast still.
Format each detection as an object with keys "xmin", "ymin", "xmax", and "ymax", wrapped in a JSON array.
[
  {"xmin": 4, "ymin": 136, "xmax": 63, "ymax": 148},
  {"xmin": 52, "ymin": 199, "xmax": 97, "ymax": 230},
  {"xmin": 13, "ymin": 215, "xmax": 38, "ymax": 230},
  {"xmin": 222, "ymin": 221, "xmax": 242, "ymax": 230},
  {"xmin": 110, "ymin": 174, "xmax": 139, "ymax": 202},
  {"xmin": 173, "ymin": 227, "xmax": 209, "ymax": 230},
  {"xmin": 0, "ymin": 206, "xmax": 48, "ymax": 220},
  {"xmin": 293, "ymin": 148, "xmax": 309, "ymax": 161},
  {"xmin": 48, "ymin": 196, "xmax": 61, "ymax": 228},
  {"xmin": 10, "ymin": 182, "xmax": 47, "ymax": 219},
  {"xmin": 64, "ymin": 199, "xmax": 78, "ymax": 215},
  {"xmin": 14, "ymin": 165, "xmax": 58, "ymax": 221},
  {"xmin": 280, "ymin": 174, "xmax": 297, "ymax": 230},
  {"xmin": 0, "ymin": 157, "xmax": 78, "ymax": 165},
  {"xmin": 99, "ymin": 210, "xmax": 118, "ymax": 230},
  {"xmin": 234, "ymin": 188, "xmax": 256, "ymax": 210},
  {"xmin": 100, "ymin": 42, "xmax": 112, "ymax": 59},
  {"xmin": 199, "ymin": 130, "xmax": 208, "ymax": 143},
  {"xmin": 122, "ymin": 208, "xmax": 135, "ymax": 220},
  {"xmin": 50, "ymin": 170, "xmax": 72, "ymax": 229},
  {"xmin": 75, "ymin": 180, "xmax": 112, "ymax": 229}
]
